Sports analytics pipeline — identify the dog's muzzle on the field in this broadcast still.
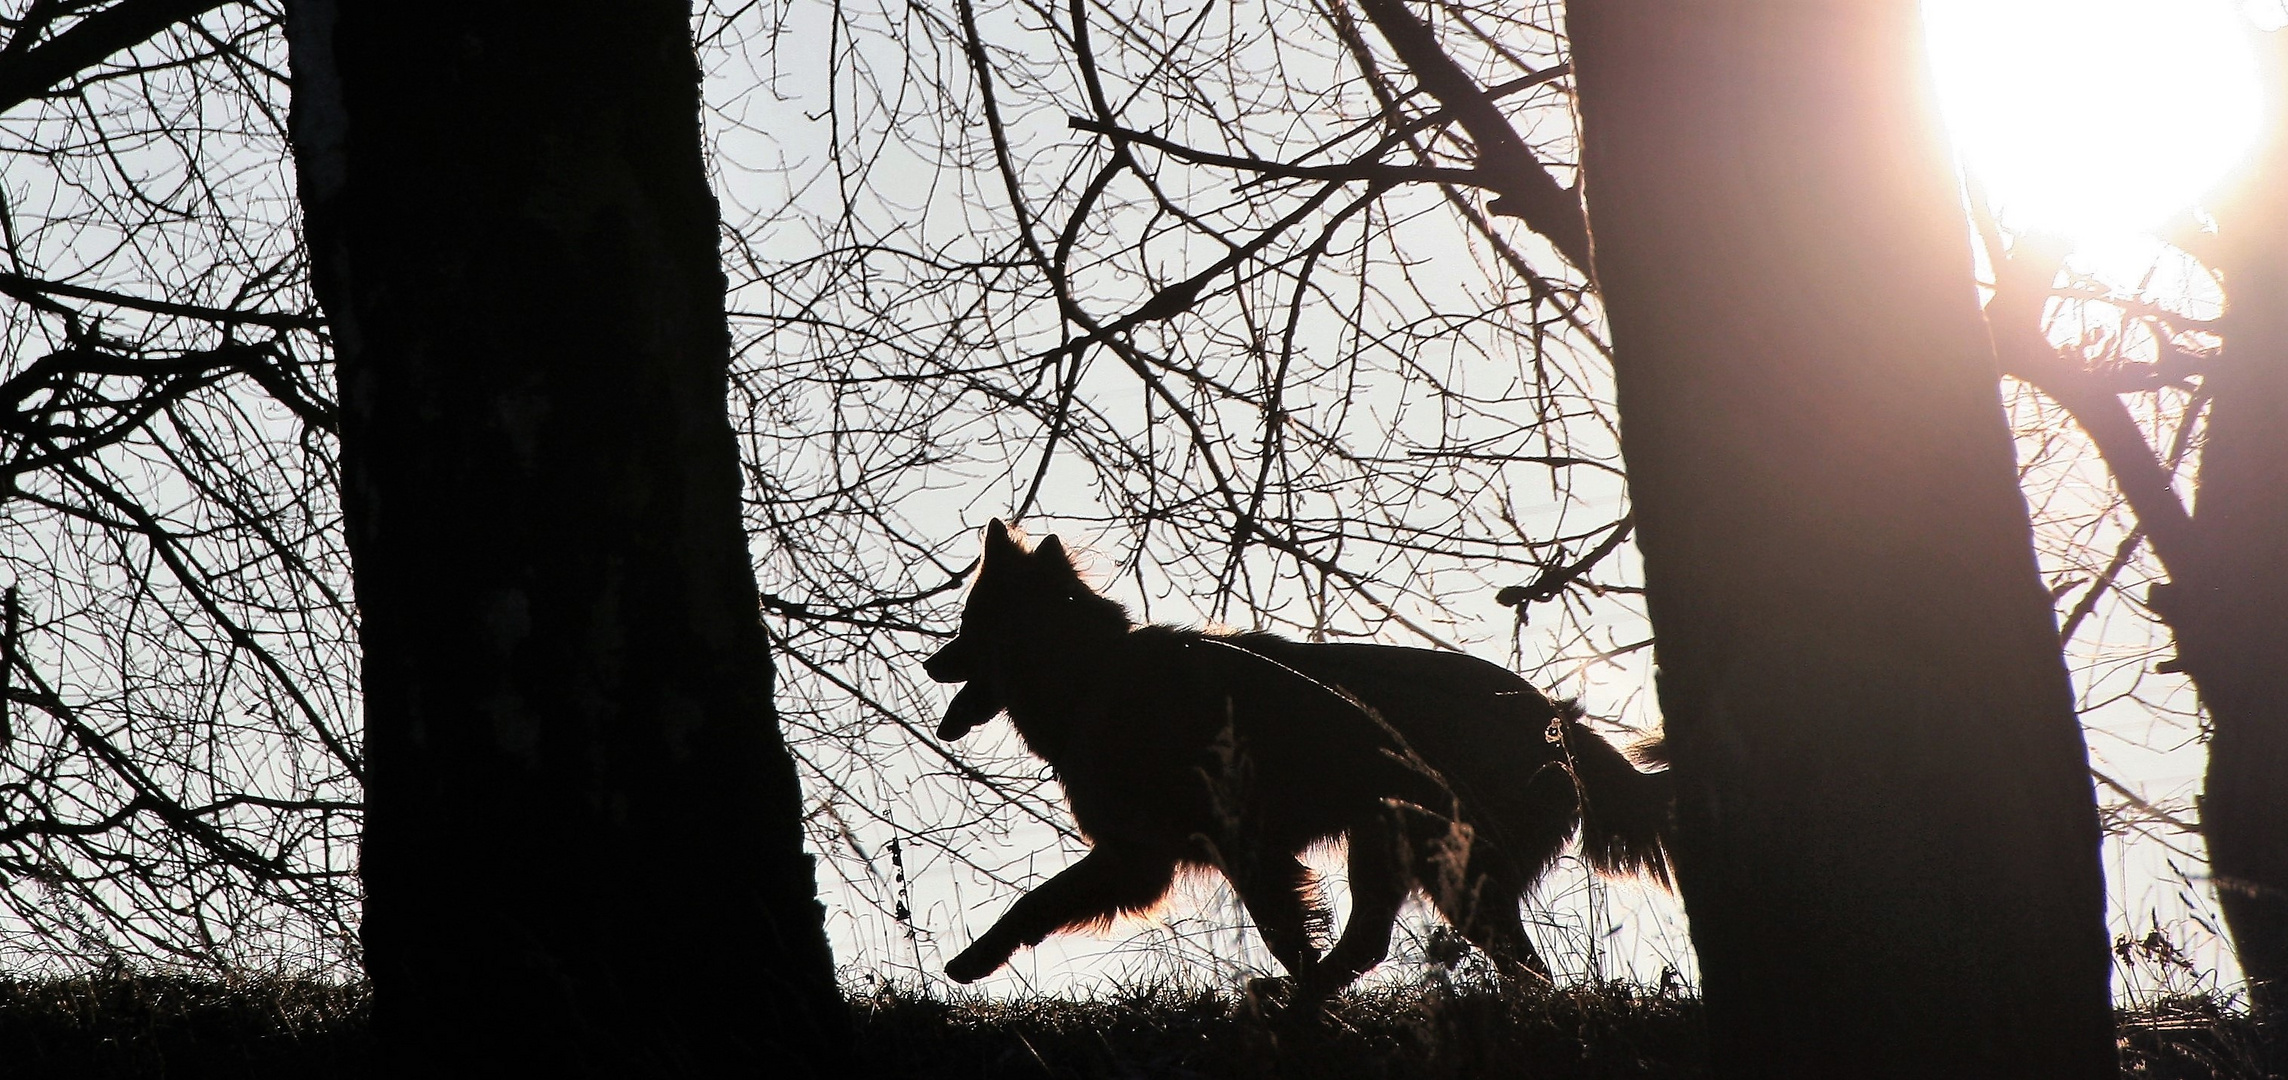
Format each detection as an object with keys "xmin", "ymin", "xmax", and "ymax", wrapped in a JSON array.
[{"xmin": 923, "ymin": 639, "xmax": 970, "ymax": 683}]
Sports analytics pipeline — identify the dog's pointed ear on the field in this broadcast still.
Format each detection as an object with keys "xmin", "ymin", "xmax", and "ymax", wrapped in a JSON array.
[
  {"xmin": 983, "ymin": 518, "xmax": 1023, "ymax": 561},
  {"xmin": 1034, "ymin": 535, "xmax": 1069, "ymax": 570}
]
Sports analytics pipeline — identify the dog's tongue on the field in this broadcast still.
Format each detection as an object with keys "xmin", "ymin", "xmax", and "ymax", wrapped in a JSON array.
[{"xmin": 937, "ymin": 680, "xmax": 1001, "ymax": 740}]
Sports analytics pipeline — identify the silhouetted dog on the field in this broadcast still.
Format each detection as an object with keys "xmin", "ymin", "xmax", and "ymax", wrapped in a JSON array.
[{"xmin": 926, "ymin": 520, "xmax": 1671, "ymax": 993}]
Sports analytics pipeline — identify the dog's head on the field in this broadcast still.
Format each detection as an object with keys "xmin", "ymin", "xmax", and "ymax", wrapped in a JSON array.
[{"xmin": 925, "ymin": 519, "xmax": 1108, "ymax": 740}]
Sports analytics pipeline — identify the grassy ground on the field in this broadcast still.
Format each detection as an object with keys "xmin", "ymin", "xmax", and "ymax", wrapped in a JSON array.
[
  {"xmin": 0, "ymin": 970, "xmax": 371, "ymax": 1079},
  {"xmin": 852, "ymin": 978, "xmax": 1704, "ymax": 1080},
  {"xmin": 0, "ymin": 970, "xmax": 2266, "ymax": 1078}
]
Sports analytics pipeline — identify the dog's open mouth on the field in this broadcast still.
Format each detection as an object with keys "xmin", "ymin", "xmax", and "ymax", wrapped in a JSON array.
[{"xmin": 937, "ymin": 680, "xmax": 1001, "ymax": 740}]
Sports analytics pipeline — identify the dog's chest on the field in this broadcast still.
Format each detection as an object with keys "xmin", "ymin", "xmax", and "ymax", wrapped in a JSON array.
[{"xmin": 1013, "ymin": 663, "xmax": 1231, "ymax": 843}]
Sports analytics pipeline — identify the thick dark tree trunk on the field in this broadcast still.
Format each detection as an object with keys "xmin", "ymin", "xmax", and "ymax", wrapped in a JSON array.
[
  {"xmin": 2174, "ymin": 329, "xmax": 2288, "ymax": 1025},
  {"xmin": 285, "ymin": 2, "xmax": 848, "ymax": 1074},
  {"xmin": 1567, "ymin": 5, "xmax": 2116, "ymax": 1076},
  {"xmin": 2172, "ymin": 25, "xmax": 2288, "ymax": 1027}
]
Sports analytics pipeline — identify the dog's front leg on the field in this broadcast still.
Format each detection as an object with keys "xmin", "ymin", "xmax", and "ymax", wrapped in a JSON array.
[
  {"xmin": 1317, "ymin": 814, "xmax": 1411, "ymax": 992},
  {"xmin": 945, "ymin": 845, "xmax": 1179, "ymax": 983},
  {"xmin": 1219, "ymin": 852, "xmax": 1329, "ymax": 983}
]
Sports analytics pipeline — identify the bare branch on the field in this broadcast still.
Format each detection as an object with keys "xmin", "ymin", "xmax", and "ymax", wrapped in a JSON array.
[
  {"xmin": 0, "ymin": 0, "xmax": 231, "ymax": 114},
  {"xmin": 1350, "ymin": 0, "xmax": 1589, "ymax": 269}
]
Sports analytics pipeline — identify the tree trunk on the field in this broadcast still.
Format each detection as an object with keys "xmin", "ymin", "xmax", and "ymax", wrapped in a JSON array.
[
  {"xmin": 285, "ymin": 2, "xmax": 849, "ymax": 1074},
  {"xmin": 2170, "ymin": 23, "xmax": 2288, "ymax": 1027},
  {"xmin": 1566, "ymin": 5, "xmax": 2116, "ymax": 1075}
]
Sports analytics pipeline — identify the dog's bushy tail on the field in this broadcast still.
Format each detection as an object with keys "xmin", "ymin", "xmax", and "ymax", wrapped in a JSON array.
[{"xmin": 1553, "ymin": 701, "xmax": 1673, "ymax": 887}]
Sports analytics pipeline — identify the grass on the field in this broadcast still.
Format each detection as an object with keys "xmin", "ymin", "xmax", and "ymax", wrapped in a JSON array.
[
  {"xmin": 0, "ymin": 969, "xmax": 370, "ymax": 1079},
  {"xmin": 0, "ymin": 969, "xmax": 2266, "ymax": 1078},
  {"xmin": 2117, "ymin": 993, "xmax": 2273, "ymax": 1080},
  {"xmin": 852, "ymin": 977, "xmax": 1704, "ymax": 1079}
]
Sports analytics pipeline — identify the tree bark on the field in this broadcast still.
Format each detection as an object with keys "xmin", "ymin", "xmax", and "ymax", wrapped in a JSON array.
[
  {"xmin": 286, "ymin": 2, "xmax": 849, "ymax": 1074},
  {"xmin": 1567, "ymin": 5, "xmax": 2116, "ymax": 1075},
  {"xmin": 2171, "ymin": 23, "xmax": 2288, "ymax": 1027}
]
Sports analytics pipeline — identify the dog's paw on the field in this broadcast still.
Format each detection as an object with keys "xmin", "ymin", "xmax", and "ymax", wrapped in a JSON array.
[
  {"xmin": 1243, "ymin": 975, "xmax": 1295, "ymax": 1005},
  {"xmin": 945, "ymin": 943, "xmax": 1005, "ymax": 984},
  {"xmin": 1241, "ymin": 975, "xmax": 1333, "ymax": 1025}
]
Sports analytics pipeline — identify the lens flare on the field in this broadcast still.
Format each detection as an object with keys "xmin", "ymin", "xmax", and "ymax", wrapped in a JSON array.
[{"xmin": 1923, "ymin": 0, "xmax": 2263, "ymax": 244}]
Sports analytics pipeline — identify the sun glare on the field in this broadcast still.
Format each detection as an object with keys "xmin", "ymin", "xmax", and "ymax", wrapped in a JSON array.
[{"xmin": 1923, "ymin": 0, "xmax": 2264, "ymax": 247}]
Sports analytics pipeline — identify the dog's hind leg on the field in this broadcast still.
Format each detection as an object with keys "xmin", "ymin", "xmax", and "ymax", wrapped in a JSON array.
[
  {"xmin": 945, "ymin": 845, "xmax": 1180, "ymax": 983},
  {"xmin": 1314, "ymin": 816, "xmax": 1409, "ymax": 993},
  {"xmin": 1427, "ymin": 868, "xmax": 1549, "ymax": 984}
]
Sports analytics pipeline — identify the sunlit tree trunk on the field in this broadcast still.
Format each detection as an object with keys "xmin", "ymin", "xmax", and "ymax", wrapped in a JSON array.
[
  {"xmin": 2173, "ymin": 24, "xmax": 2288, "ymax": 1029},
  {"xmin": 1567, "ymin": 5, "xmax": 2116, "ymax": 1075},
  {"xmin": 286, "ymin": 2, "xmax": 848, "ymax": 1073}
]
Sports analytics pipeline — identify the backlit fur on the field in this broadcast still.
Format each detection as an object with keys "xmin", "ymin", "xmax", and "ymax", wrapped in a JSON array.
[{"xmin": 924, "ymin": 520, "xmax": 1673, "ymax": 994}]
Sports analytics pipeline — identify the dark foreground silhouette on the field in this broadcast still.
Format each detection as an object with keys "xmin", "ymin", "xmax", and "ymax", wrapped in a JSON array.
[
  {"xmin": 0, "ymin": 971, "xmax": 2260, "ymax": 1079},
  {"xmin": 926, "ymin": 520, "xmax": 1671, "ymax": 994}
]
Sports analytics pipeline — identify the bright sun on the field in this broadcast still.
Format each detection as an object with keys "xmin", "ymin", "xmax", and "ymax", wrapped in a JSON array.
[{"xmin": 1922, "ymin": 0, "xmax": 2266, "ymax": 247}]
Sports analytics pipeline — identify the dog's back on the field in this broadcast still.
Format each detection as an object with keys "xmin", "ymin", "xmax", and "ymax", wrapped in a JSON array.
[
  {"xmin": 1043, "ymin": 626, "xmax": 1451, "ymax": 856},
  {"xmin": 1219, "ymin": 631, "xmax": 1670, "ymax": 885}
]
